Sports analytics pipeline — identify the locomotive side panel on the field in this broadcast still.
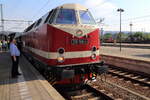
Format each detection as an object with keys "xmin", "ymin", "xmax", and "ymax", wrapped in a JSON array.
[{"xmin": 23, "ymin": 24, "xmax": 51, "ymax": 64}]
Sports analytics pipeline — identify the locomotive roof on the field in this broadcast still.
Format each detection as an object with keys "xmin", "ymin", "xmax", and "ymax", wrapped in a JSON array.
[{"xmin": 56, "ymin": 3, "xmax": 88, "ymax": 10}]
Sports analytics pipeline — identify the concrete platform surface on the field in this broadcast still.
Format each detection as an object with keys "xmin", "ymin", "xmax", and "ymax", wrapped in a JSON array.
[
  {"xmin": 0, "ymin": 52, "xmax": 65, "ymax": 100},
  {"xmin": 100, "ymin": 46, "xmax": 150, "ymax": 62},
  {"xmin": 102, "ymin": 43, "xmax": 150, "ymax": 48}
]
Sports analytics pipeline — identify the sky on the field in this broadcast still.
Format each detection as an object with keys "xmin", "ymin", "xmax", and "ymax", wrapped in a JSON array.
[{"xmin": 0, "ymin": 0, "xmax": 150, "ymax": 32}]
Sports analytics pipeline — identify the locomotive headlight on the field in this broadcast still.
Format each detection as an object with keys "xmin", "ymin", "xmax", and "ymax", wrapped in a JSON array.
[
  {"xmin": 57, "ymin": 48, "xmax": 65, "ymax": 63},
  {"xmin": 57, "ymin": 56, "xmax": 64, "ymax": 63},
  {"xmin": 91, "ymin": 54, "xmax": 96, "ymax": 59}
]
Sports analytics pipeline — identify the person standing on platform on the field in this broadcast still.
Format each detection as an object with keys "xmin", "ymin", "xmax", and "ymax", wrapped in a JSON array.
[
  {"xmin": 0, "ymin": 40, "xmax": 2, "ymax": 52},
  {"xmin": 4, "ymin": 40, "xmax": 7, "ymax": 51},
  {"xmin": 10, "ymin": 38, "xmax": 21, "ymax": 78},
  {"xmin": 17, "ymin": 38, "xmax": 23, "ymax": 56}
]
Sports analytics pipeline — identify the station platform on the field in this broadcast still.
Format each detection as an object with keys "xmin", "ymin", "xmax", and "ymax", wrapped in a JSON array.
[
  {"xmin": 100, "ymin": 46, "xmax": 150, "ymax": 62},
  {"xmin": 102, "ymin": 43, "xmax": 150, "ymax": 49},
  {"xmin": 0, "ymin": 52, "xmax": 65, "ymax": 100},
  {"xmin": 100, "ymin": 46, "xmax": 150, "ymax": 75}
]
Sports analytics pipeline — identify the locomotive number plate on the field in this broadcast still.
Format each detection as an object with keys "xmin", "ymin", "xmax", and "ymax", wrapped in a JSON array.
[{"xmin": 71, "ymin": 39, "xmax": 88, "ymax": 45}]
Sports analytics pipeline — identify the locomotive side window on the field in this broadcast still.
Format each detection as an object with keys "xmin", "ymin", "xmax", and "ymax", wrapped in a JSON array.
[
  {"xmin": 25, "ymin": 23, "xmax": 35, "ymax": 32},
  {"xmin": 44, "ymin": 10, "xmax": 53, "ymax": 23},
  {"xmin": 56, "ymin": 9, "xmax": 76, "ymax": 24},
  {"xmin": 79, "ymin": 10, "xmax": 96, "ymax": 24},
  {"xmin": 49, "ymin": 9, "xmax": 57, "ymax": 24},
  {"xmin": 35, "ymin": 18, "xmax": 42, "ymax": 27}
]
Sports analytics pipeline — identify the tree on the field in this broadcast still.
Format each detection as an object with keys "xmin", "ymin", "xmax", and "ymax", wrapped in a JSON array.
[
  {"xmin": 143, "ymin": 33, "xmax": 150, "ymax": 41},
  {"xmin": 103, "ymin": 33, "xmax": 113, "ymax": 42},
  {"xmin": 103, "ymin": 33, "xmax": 112, "ymax": 40},
  {"xmin": 130, "ymin": 32, "xmax": 143, "ymax": 42},
  {"xmin": 113, "ymin": 32, "xmax": 128, "ymax": 42},
  {"xmin": 128, "ymin": 32, "xmax": 150, "ymax": 42},
  {"xmin": 120, "ymin": 32, "xmax": 128, "ymax": 42}
]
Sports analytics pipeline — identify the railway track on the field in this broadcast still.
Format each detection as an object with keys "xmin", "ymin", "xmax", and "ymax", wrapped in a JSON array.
[
  {"xmin": 108, "ymin": 66, "xmax": 150, "ymax": 87},
  {"xmin": 99, "ymin": 54, "xmax": 150, "ymax": 99},
  {"xmin": 92, "ymin": 77, "xmax": 150, "ymax": 100},
  {"xmin": 92, "ymin": 65, "xmax": 150, "ymax": 100},
  {"xmin": 54, "ymin": 84, "xmax": 114, "ymax": 100}
]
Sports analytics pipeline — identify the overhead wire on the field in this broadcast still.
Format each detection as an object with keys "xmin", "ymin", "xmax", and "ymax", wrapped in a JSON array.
[
  {"xmin": 31, "ymin": 0, "xmax": 51, "ymax": 19},
  {"xmin": 10, "ymin": 0, "xmax": 23, "ymax": 18},
  {"xmin": 5, "ymin": 0, "xmax": 51, "ymax": 32},
  {"xmin": 5, "ymin": 21, "xmax": 26, "ymax": 32},
  {"xmin": 88, "ymin": 0, "xmax": 111, "ymax": 9},
  {"xmin": 31, "ymin": 0, "xmax": 66, "ymax": 20},
  {"xmin": 123, "ymin": 14, "xmax": 150, "ymax": 21},
  {"xmin": 3, "ymin": 0, "xmax": 33, "ymax": 32},
  {"xmin": 99, "ymin": 13, "xmax": 150, "ymax": 28},
  {"xmin": 92, "ymin": 0, "xmax": 150, "ymax": 30},
  {"xmin": 19, "ymin": 0, "xmax": 66, "ymax": 32}
]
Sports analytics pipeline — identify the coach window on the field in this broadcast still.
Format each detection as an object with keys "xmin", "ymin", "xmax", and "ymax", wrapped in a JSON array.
[
  {"xmin": 79, "ymin": 10, "xmax": 96, "ymax": 24},
  {"xmin": 56, "ymin": 9, "xmax": 77, "ymax": 24}
]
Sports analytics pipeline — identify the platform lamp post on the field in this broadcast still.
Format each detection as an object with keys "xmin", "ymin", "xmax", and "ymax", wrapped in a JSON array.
[
  {"xmin": 130, "ymin": 22, "xmax": 133, "ymax": 43},
  {"xmin": 117, "ymin": 8, "xmax": 124, "ymax": 51},
  {"xmin": 0, "ymin": 4, "xmax": 4, "ymax": 40},
  {"xmin": 101, "ymin": 27, "xmax": 104, "ymax": 44}
]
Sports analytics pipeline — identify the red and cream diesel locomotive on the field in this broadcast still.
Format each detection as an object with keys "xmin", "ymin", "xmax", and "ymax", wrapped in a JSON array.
[{"xmin": 22, "ymin": 3, "xmax": 105, "ymax": 85}]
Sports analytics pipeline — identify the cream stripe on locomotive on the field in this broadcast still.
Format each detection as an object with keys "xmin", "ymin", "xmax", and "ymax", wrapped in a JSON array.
[
  {"xmin": 26, "ymin": 47, "xmax": 100, "ymax": 59},
  {"xmin": 51, "ymin": 24, "xmax": 99, "ymax": 37}
]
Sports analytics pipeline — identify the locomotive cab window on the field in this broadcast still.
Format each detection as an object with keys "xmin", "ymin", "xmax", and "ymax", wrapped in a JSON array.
[
  {"xmin": 79, "ymin": 10, "xmax": 96, "ymax": 24},
  {"xmin": 56, "ymin": 9, "xmax": 77, "ymax": 24}
]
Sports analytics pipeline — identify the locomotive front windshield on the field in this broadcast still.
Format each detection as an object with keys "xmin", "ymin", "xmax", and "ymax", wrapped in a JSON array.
[
  {"xmin": 79, "ymin": 10, "xmax": 96, "ymax": 24},
  {"xmin": 56, "ymin": 9, "xmax": 77, "ymax": 24}
]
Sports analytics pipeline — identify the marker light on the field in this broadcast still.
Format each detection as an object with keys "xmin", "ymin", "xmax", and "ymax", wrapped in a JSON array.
[
  {"xmin": 92, "ymin": 46, "xmax": 97, "ymax": 52},
  {"xmin": 57, "ymin": 57, "xmax": 64, "ymax": 63},
  {"xmin": 58, "ymin": 48, "xmax": 65, "ymax": 54},
  {"xmin": 91, "ymin": 54, "xmax": 96, "ymax": 59},
  {"xmin": 90, "ymin": 73, "xmax": 93, "ymax": 78}
]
